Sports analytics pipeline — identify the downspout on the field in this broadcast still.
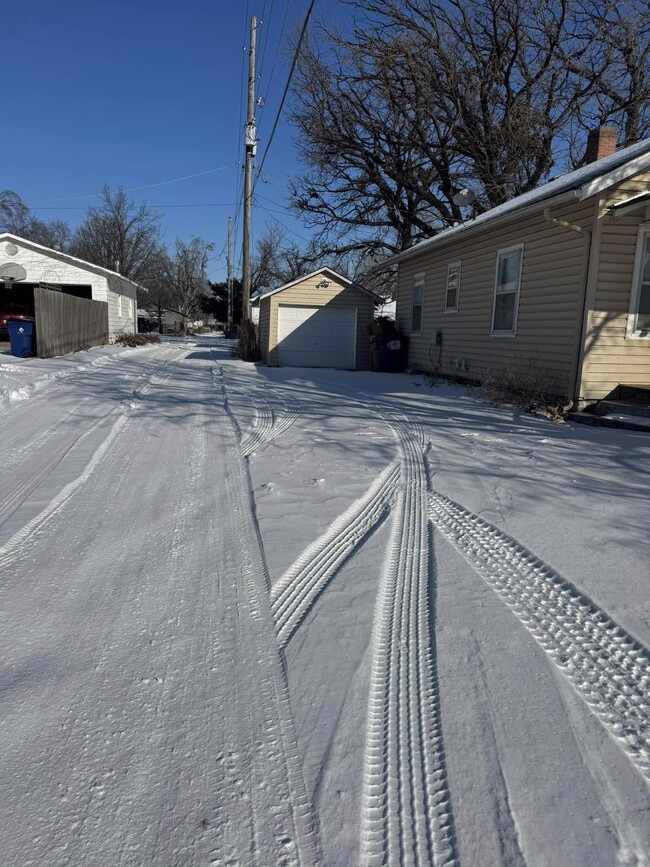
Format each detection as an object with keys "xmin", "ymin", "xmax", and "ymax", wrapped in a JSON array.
[{"xmin": 543, "ymin": 208, "xmax": 592, "ymax": 406}]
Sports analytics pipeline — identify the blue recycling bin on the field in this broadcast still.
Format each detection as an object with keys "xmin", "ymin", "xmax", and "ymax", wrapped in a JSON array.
[
  {"xmin": 375, "ymin": 334, "xmax": 408, "ymax": 372},
  {"xmin": 7, "ymin": 317, "xmax": 36, "ymax": 358}
]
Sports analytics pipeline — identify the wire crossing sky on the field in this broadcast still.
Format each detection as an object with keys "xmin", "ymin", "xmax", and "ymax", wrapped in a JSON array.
[{"xmin": 3, "ymin": 0, "xmax": 324, "ymax": 282}]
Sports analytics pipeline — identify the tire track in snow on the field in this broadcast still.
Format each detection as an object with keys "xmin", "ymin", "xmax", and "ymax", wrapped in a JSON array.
[
  {"xmin": 240, "ymin": 389, "xmax": 275, "ymax": 456},
  {"xmin": 213, "ymin": 362, "xmax": 322, "ymax": 865},
  {"xmin": 271, "ymin": 460, "xmax": 399, "ymax": 649},
  {"xmin": 220, "ymin": 369, "xmax": 299, "ymax": 458},
  {"xmin": 22, "ymin": 360, "xmax": 198, "ymax": 865},
  {"xmin": 0, "ymin": 351, "xmax": 184, "ymax": 567},
  {"xmin": 428, "ymin": 493, "xmax": 650, "ymax": 781},
  {"xmin": 361, "ymin": 418, "xmax": 457, "ymax": 867},
  {"xmin": 0, "ymin": 342, "xmax": 168, "ymax": 429},
  {"xmin": 0, "ymin": 344, "xmax": 175, "ymax": 471},
  {"xmin": 0, "ymin": 414, "xmax": 128, "ymax": 560},
  {"xmin": 0, "ymin": 409, "xmax": 116, "ymax": 530},
  {"xmin": 241, "ymin": 393, "xmax": 299, "ymax": 457}
]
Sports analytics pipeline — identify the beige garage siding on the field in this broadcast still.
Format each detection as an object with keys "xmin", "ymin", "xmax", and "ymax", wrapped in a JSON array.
[
  {"xmin": 395, "ymin": 197, "xmax": 594, "ymax": 397},
  {"xmin": 579, "ymin": 171, "xmax": 650, "ymax": 400},
  {"xmin": 263, "ymin": 273, "xmax": 374, "ymax": 369}
]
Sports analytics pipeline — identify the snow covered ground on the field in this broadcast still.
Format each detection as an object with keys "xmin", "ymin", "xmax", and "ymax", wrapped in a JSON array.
[{"xmin": 0, "ymin": 335, "xmax": 648, "ymax": 866}]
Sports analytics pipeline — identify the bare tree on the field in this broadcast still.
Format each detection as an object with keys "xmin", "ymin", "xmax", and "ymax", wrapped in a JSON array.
[
  {"xmin": 136, "ymin": 249, "xmax": 175, "ymax": 332},
  {"xmin": 70, "ymin": 185, "xmax": 163, "ymax": 282},
  {"xmin": 0, "ymin": 191, "xmax": 71, "ymax": 249},
  {"xmin": 165, "ymin": 237, "xmax": 214, "ymax": 318},
  {"xmin": 250, "ymin": 225, "xmax": 319, "ymax": 293},
  {"xmin": 289, "ymin": 0, "xmax": 648, "ymax": 257},
  {"xmin": 577, "ymin": 0, "xmax": 650, "ymax": 146},
  {"xmin": 0, "ymin": 190, "xmax": 30, "ymax": 232}
]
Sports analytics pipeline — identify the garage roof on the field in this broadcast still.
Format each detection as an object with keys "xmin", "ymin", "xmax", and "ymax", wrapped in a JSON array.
[
  {"xmin": 0, "ymin": 233, "xmax": 143, "ymax": 291},
  {"xmin": 257, "ymin": 267, "xmax": 383, "ymax": 302}
]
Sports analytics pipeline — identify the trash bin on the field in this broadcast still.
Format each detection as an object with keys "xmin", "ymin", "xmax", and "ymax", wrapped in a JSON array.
[
  {"xmin": 375, "ymin": 334, "xmax": 408, "ymax": 372},
  {"xmin": 7, "ymin": 317, "xmax": 36, "ymax": 358}
]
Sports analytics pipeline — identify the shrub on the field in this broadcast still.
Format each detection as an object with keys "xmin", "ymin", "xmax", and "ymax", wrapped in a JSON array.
[
  {"xmin": 483, "ymin": 360, "xmax": 564, "ymax": 414},
  {"xmin": 232, "ymin": 319, "xmax": 261, "ymax": 362},
  {"xmin": 114, "ymin": 332, "xmax": 161, "ymax": 347}
]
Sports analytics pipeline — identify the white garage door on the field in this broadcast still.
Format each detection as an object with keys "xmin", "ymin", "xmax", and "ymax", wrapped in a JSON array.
[{"xmin": 276, "ymin": 305, "xmax": 357, "ymax": 369}]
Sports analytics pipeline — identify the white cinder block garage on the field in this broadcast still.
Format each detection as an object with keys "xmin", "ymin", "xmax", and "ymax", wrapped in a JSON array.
[{"xmin": 258, "ymin": 268, "xmax": 377, "ymax": 370}]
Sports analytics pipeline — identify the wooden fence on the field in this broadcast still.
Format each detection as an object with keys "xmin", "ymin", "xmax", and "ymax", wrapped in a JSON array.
[{"xmin": 34, "ymin": 287, "xmax": 109, "ymax": 357}]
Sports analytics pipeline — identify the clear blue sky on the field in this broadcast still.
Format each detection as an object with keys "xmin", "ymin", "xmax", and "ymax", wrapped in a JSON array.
[{"xmin": 4, "ymin": 1, "xmax": 336, "ymax": 282}]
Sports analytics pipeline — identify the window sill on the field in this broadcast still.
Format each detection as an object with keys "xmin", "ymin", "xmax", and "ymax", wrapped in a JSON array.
[{"xmin": 489, "ymin": 331, "xmax": 517, "ymax": 338}]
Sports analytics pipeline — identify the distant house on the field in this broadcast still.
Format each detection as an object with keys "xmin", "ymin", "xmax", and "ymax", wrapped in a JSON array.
[
  {"xmin": 382, "ymin": 129, "xmax": 650, "ymax": 404},
  {"xmin": 139, "ymin": 306, "xmax": 188, "ymax": 334},
  {"xmin": 250, "ymin": 291, "xmax": 262, "ymax": 326},
  {"xmin": 0, "ymin": 233, "xmax": 138, "ymax": 339},
  {"xmin": 257, "ymin": 268, "xmax": 380, "ymax": 369}
]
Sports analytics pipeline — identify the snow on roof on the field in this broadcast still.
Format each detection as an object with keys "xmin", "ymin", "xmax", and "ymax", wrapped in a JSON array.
[
  {"xmin": 0, "ymin": 232, "xmax": 143, "ymax": 290},
  {"xmin": 257, "ymin": 266, "xmax": 384, "ymax": 302},
  {"xmin": 383, "ymin": 136, "xmax": 650, "ymax": 266}
]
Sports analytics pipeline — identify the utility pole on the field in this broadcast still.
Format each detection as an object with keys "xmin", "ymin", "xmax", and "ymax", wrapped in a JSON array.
[
  {"xmin": 226, "ymin": 215, "xmax": 233, "ymax": 335},
  {"xmin": 241, "ymin": 15, "xmax": 257, "ymax": 324}
]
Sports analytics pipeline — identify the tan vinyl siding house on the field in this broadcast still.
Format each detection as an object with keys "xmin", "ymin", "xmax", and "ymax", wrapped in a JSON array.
[
  {"xmin": 578, "ymin": 173, "xmax": 650, "ymax": 399},
  {"xmin": 258, "ymin": 268, "xmax": 377, "ymax": 370},
  {"xmin": 387, "ymin": 134, "xmax": 650, "ymax": 403}
]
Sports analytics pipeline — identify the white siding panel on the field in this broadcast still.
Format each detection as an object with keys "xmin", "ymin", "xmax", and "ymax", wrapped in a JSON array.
[{"xmin": 0, "ymin": 240, "xmax": 137, "ymax": 337}]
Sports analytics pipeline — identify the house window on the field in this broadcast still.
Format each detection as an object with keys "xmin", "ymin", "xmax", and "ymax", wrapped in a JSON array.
[
  {"xmin": 628, "ymin": 225, "xmax": 650, "ymax": 338},
  {"xmin": 491, "ymin": 245, "xmax": 523, "ymax": 335},
  {"xmin": 117, "ymin": 294, "xmax": 123, "ymax": 317},
  {"xmin": 411, "ymin": 273, "xmax": 425, "ymax": 332},
  {"xmin": 445, "ymin": 262, "xmax": 461, "ymax": 312},
  {"xmin": 126, "ymin": 296, "xmax": 133, "ymax": 318}
]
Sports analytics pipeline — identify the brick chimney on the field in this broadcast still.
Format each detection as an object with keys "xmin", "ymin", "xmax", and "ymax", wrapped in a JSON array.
[{"xmin": 585, "ymin": 126, "xmax": 618, "ymax": 164}]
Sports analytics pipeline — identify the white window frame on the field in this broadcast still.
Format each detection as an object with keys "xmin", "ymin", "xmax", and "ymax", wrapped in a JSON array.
[
  {"xmin": 411, "ymin": 272, "xmax": 425, "ymax": 333},
  {"xmin": 117, "ymin": 294, "xmax": 123, "ymax": 317},
  {"xmin": 490, "ymin": 244, "xmax": 524, "ymax": 337},
  {"xmin": 444, "ymin": 261, "xmax": 461, "ymax": 313},
  {"xmin": 626, "ymin": 222, "xmax": 650, "ymax": 339}
]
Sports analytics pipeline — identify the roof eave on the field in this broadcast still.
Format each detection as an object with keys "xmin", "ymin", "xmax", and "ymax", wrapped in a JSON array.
[
  {"xmin": 258, "ymin": 266, "xmax": 382, "ymax": 302},
  {"xmin": 578, "ymin": 151, "xmax": 650, "ymax": 201},
  {"xmin": 375, "ymin": 188, "xmax": 581, "ymax": 270},
  {"xmin": 0, "ymin": 232, "xmax": 143, "ymax": 290}
]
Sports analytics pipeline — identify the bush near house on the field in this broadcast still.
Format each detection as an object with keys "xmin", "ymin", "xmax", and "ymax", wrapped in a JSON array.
[
  {"xmin": 233, "ymin": 320, "xmax": 261, "ymax": 362},
  {"xmin": 483, "ymin": 360, "xmax": 567, "ymax": 416},
  {"xmin": 114, "ymin": 332, "xmax": 161, "ymax": 347}
]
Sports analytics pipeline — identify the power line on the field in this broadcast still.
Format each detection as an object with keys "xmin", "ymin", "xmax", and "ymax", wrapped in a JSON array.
[
  {"xmin": 254, "ymin": 201, "xmax": 311, "ymax": 242},
  {"xmin": 28, "ymin": 162, "xmax": 241, "ymax": 205},
  {"xmin": 256, "ymin": 0, "xmax": 276, "ymax": 105},
  {"xmin": 253, "ymin": 0, "xmax": 315, "ymax": 189},
  {"xmin": 258, "ymin": 0, "xmax": 291, "ymax": 119},
  {"xmin": 29, "ymin": 201, "xmax": 240, "ymax": 210}
]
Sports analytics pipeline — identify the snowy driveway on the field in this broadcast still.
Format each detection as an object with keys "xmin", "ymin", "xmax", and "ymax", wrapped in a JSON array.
[{"xmin": 0, "ymin": 336, "xmax": 648, "ymax": 866}]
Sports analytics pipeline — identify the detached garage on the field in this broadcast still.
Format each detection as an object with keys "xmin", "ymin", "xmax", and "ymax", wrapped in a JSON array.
[
  {"xmin": 0, "ymin": 233, "xmax": 139, "ymax": 341},
  {"xmin": 258, "ymin": 268, "xmax": 378, "ymax": 370}
]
